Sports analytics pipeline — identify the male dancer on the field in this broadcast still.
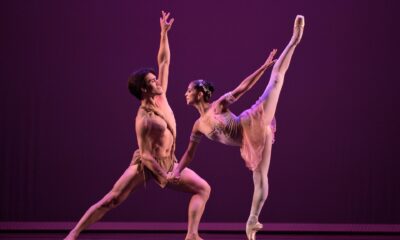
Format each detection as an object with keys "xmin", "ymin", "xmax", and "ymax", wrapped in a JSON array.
[{"xmin": 65, "ymin": 11, "xmax": 210, "ymax": 240}]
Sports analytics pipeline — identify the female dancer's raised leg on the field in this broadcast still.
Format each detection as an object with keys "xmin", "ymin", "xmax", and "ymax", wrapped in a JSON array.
[
  {"xmin": 261, "ymin": 15, "xmax": 305, "ymax": 123},
  {"xmin": 246, "ymin": 15, "xmax": 305, "ymax": 240}
]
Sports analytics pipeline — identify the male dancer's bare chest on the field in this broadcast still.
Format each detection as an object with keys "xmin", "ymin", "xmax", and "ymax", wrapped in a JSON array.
[
  {"xmin": 148, "ymin": 114, "xmax": 174, "ymax": 139},
  {"xmin": 140, "ymin": 105, "xmax": 176, "ymax": 154}
]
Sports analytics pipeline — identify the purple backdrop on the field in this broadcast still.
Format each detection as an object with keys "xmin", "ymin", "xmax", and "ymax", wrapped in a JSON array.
[{"xmin": 1, "ymin": 0, "xmax": 399, "ymax": 224}]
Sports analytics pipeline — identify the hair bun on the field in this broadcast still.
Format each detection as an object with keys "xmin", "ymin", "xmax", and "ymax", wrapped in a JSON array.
[
  {"xmin": 192, "ymin": 79, "xmax": 215, "ymax": 102},
  {"xmin": 205, "ymin": 82, "xmax": 215, "ymax": 94}
]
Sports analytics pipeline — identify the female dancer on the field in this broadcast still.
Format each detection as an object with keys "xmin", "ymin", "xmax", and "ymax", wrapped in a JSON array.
[{"xmin": 169, "ymin": 15, "xmax": 304, "ymax": 240}]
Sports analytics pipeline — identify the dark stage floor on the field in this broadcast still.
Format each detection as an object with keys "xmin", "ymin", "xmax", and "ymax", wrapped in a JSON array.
[{"xmin": 1, "ymin": 233, "xmax": 400, "ymax": 240}]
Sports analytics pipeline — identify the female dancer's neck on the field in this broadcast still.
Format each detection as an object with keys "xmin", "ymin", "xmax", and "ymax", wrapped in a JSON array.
[{"xmin": 194, "ymin": 102, "xmax": 210, "ymax": 116}]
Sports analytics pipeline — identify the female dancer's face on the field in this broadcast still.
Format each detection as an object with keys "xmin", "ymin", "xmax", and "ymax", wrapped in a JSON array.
[{"xmin": 185, "ymin": 82, "xmax": 200, "ymax": 105}]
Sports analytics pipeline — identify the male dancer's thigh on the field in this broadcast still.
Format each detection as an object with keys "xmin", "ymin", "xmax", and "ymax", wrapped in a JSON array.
[
  {"xmin": 167, "ymin": 166, "xmax": 209, "ymax": 194},
  {"xmin": 107, "ymin": 164, "xmax": 146, "ymax": 199}
]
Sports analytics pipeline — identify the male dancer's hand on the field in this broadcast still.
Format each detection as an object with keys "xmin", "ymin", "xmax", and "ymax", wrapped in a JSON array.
[
  {"xmin": 167, "ymin": 168, "xmax": 181, "ymax": 184},
  {"xmin": 160, "ymin": 10, "xmax": 174, "ymax": 33}
]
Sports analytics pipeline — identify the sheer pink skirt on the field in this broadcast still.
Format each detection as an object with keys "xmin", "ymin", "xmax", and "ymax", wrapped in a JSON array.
[{"xmin": 239, "ymin": 102, "xmax": 276, "ymax": 171}]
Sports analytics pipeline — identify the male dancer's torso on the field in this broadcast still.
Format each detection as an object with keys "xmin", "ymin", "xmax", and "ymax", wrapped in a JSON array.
[{"xmin": 136, "ymin": 94, "xmax": 176, "ymax": 159}]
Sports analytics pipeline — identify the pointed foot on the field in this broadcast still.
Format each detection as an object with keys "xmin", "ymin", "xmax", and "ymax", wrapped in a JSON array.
[{"xmin": 246, "ymin": 221, "xmax": 263, "ymax": 240}]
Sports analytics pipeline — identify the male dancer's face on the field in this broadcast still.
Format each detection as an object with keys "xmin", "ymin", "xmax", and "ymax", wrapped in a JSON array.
[{"xmin": 144, "ymin": 73, "xmax": 163, "ymax": 96}]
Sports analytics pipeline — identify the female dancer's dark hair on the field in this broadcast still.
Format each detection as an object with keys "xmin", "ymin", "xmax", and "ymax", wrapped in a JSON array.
[{"xmin": 191, "ymin": 79, "xmax": 215, "ymax": 102}]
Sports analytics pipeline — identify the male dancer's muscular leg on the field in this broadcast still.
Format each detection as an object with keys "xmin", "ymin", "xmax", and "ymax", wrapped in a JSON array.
[
  {"xmin": 167, "ymin": 167, "xmax": 211, "ymax": 240},
  {"xmin": 65, "ymin": 165, "xmax": 145, "ymax": 240}
]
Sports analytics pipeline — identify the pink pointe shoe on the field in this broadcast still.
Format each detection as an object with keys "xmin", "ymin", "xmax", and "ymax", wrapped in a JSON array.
[
  {"xmin": 292, "ymin": 15, "xmax": 305, "ymax": 45},
  {"xmin": 246, "ymin": 221, "xmax": 263, "ymax": 240}
]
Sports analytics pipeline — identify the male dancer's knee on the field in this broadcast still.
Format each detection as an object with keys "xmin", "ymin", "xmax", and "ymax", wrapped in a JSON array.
[
  {"xmin": 199, "ymin": 182, "xmax": 211, "ymax": 201},
  {"xmin": 99, "ymin": 191, "xmax": 124, "ymax": 210}
]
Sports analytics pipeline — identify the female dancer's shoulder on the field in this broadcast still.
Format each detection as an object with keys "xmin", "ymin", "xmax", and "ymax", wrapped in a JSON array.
[{"xmin": 212, "ymin": 91, "xmax": 236, "ymax": 113}]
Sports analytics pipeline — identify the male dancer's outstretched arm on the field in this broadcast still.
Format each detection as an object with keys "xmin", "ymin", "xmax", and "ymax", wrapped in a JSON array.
[{"xmin": 158, "ymin": 10, "xmax": 174, "ymax": 93}]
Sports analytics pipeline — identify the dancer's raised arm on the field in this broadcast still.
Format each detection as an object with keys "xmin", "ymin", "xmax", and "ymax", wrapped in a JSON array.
[
  {"xmin": 157, "ymin": 11, "xmax": 174, "ymax": 93},
  {"xmin": 219, "ymin": 49, "xmax": 277, "ymax": 107}
]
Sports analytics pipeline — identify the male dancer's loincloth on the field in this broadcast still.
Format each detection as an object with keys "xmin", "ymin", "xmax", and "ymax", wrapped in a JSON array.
[{"xmin": 130, "ymin": 149, "xmax": 177, "ymax": 188}]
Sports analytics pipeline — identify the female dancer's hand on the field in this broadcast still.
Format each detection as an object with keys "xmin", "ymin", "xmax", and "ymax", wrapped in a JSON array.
[
  {"xmin": 160, "ymin": 11, "xmax": 174, "ymax": 33},
  {"xmin": 262, "ymin": 49, "xmax": 278, "ymax": 69}
]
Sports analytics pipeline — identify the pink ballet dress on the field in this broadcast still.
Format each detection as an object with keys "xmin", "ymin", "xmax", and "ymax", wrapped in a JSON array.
[{"xmin": 191, "ymin": 92, "xmax": 276, "ymax": 171}]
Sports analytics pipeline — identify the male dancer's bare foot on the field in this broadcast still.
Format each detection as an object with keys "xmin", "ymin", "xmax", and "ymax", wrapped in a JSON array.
[
  {"xmin": 185, "ymin": 233, "xmax": 204, "ymax": 240},
  {"xmin": 291, "ymin": 15, "xmax": 305, "ymax": 45},
  {"xmin": 246, "ymin": 221, "xmax": 263, "ymax": 240}
]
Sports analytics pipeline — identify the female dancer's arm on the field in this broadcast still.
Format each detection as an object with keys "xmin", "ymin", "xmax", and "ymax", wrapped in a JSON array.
[
  {"xmin": 168, "ymin": 122, "xmax": 202, "ymax": 182},
  {"xmin": 219, "ymin": 49, "xmax": 277, "ymax": 108},
  {"xmin": 157, "ymin": 11, "xmax": 174, "ymax": 93}
]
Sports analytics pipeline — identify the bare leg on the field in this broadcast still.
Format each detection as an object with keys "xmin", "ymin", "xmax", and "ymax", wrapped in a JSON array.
[
  {"xmin": 64, "ymin": 165, "xmax": 145, "ymax": 240},
  {"xmin": 167, "ymin": 167, "xmax": 211, "ymax": 240},
  {"xmin": 246, "ymin": 130, "xmax": 273, "ymax": 240},
  {"xmin": 259, "ymin": 15, "xmax": 305, "ymax": 124},
  {"xmin": 245, "ymin": 15, "xmax": 305, "ymax": 240}
]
